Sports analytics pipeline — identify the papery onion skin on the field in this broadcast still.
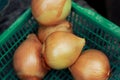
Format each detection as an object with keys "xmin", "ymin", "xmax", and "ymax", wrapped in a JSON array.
[
  {"xmin": 38, "ymin": 20, "xmax": 72, "ymax": 43},
  {"xmin": 13, "ymin": 34, "xmax": 50, "ymax": 80},
  {"xmin": 69, "ymin": 49, "xmax": 110, "ymax": 80},
  {"xmin": 43, "ymin": 31, "xmax": 85, "ymax": 70},
  {"xmin": 31, "ymin": 0, "xmax": 72, "ymax": 26}
]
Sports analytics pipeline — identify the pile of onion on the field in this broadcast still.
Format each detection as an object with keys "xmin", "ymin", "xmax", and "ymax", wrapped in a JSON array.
[
  {"xmin": 69, "ymin": 49, "xmax": 110, "ymax": 80},
  {"xmin": 38, "ymin": 20, "xmax": 72, "ymax": 43},
  {"xmin": 42, "ymin": 31, "xmax": 85, "ymax": 70},
  {"xmin": 13, "ymin": 34, "xmax": 50, "ymax": 80},
  {"xmin": 31, "ymin": 0, "xmax": 72, "ymax": 26},
  {"xmin": 14, "ymin": 0, "xmax": 111, "ymax": 79}
]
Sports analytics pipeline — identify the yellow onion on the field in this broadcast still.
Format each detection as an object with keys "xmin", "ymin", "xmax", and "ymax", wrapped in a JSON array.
[
  {"xmin": 69, "ymin": 49, "xmax": 110, "ymax": 80},
  {"xmin": 42, "ymin": 31, "xmax": 85, "ymax": 70},
  {"xmin": 38, "ymin": 20, "xmax": 72, "ymax": 43},
  {"xmin": 13, "ymin": 33, "xmax": 50, "ymax": 80},
  {"xmin": 31, "ymin": 0, "xmax": 71, "ymax": 26}
]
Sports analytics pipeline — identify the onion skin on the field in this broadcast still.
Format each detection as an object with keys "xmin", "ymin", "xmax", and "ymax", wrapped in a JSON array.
[
  {"xmin": 69, "ymin": 49, "xmax": 110, "ymax": 80},
  {"xmin": 13, "ymin": 34, "xmax": 50, "ymax": 80},
  {"xmin": 43, "ymin": 31, "xmax": 85, "ymax": 70},
  {"xmin": 38, "ymin": 20, "xmax": 72, "ymax": 43},
  {"xmin": 18, "ymin": 76, "xmax": 41, "ymax": 80},
  {"xmin": 31, "ymin": 0, "xmax": 71, "ymax": 26}
]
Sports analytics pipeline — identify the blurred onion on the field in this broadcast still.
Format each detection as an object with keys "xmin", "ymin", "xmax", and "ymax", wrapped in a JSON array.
[
  {"xmin": 31, "ymin": 0, "xmax": 72, "ymax": 26},
  {"xmin": 43, "ymin": 31, "xmax": 85, "ymax": 70},
  {"xmin": 69, "ymin": 49, "xmax": 110, "ymax": 80},
  {"xmin": 13, "ymin": 34, "xmax": 50, "ymax": 80},
  {"xmin": 38, "ymin": 20, "xmax": 72, "ymax": 43}
]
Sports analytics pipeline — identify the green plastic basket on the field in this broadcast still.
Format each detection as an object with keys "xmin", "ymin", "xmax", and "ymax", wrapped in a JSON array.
[{"xmin": 0, "ymin": 2, "xmax": 120, "ymax": 80}]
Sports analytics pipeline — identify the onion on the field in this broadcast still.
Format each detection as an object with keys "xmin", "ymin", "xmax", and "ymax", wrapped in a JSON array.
[
  {"xmin": 69, "ymin": 49, "xmax": 110, "ymax": 80},
  {"xmin": 31, "ymin": 0, "xmax": 72, "ymax": 26},
  {"xmin": 43, "ymin": 31, "xmax": 85, "ymax": 70},
  {"xmin": 38, "ymin": 20, "xmax": 72, "ymax": 43},
  {"xmin": 13, "ymin": 33, "xmax": 50, "ymax": 80}
]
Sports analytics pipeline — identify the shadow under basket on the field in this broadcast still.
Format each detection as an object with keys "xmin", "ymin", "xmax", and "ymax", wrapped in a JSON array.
[{"xmin": 0, "ymin": 2, "xmax": 120, "ymax": 80}]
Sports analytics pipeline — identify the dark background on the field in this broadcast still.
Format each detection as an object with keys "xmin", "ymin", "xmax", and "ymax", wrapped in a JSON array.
[
  {"xmin": 0, "ymin": 0, "xmax": 120, "ymax": 34},
  {"xmin": 85, "ymin": 0, "xmax": 120, "ymax": 26},
  {"xmin": 85, "ymin": 0, "xmax": 107, "ymax": 17}
]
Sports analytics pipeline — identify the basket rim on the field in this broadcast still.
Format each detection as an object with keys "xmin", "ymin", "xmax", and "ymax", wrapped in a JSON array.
[
  {"xmin": 72, "ymin": 2, "xmax": 120, "ymax": 40},
  {"xmin": 0, "ymin": 8, "xmax": 32, "ymax": 46}
]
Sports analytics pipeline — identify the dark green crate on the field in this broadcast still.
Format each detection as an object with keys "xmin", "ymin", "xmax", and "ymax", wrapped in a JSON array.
[{"xmin": 0, "ymin": 2, "xmax": 120, "ymax": 80}]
